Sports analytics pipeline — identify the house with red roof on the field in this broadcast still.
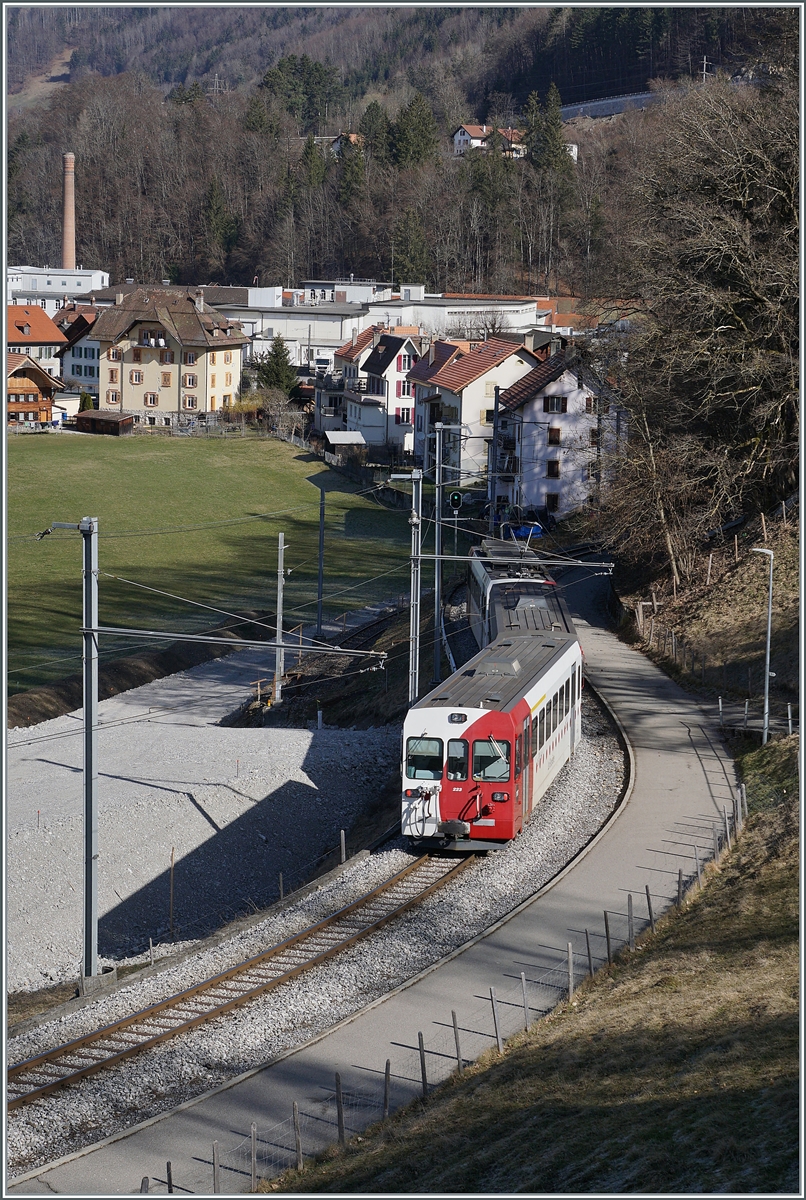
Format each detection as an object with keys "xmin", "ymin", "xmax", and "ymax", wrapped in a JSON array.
[
  {"xmin": 54, "ymin": 303, "xmax": 101, "ymax": 399},
  {"xmin": 7, "ymin": 306, "xmax": 67, "ymax": 380},
  {"xmin": 7, "ymin": 352, "xmax": 65, "ymax": 427},
  {"xmin": 452, "ymin": 125, "xmax": 526, "ymax": 159}
]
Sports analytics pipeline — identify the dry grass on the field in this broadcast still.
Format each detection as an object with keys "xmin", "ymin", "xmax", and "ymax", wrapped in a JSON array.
[{"xmin": 262, "ymin": 738, "xmax": 799, "ymax": 1194}]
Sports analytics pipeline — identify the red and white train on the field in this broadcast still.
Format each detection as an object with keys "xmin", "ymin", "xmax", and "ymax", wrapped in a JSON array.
[{"xmin": 402, "ymin": 540, "xmax": 583, "ymax": 851}]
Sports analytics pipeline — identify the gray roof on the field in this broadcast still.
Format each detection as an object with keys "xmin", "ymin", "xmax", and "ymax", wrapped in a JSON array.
[
  {"xmin": 92, "ymin": 288, "xmax": 250, "ymax": 350},
  {"xmin": 415, "ymin": 634, "xmax": 576, "ymax": 713}
]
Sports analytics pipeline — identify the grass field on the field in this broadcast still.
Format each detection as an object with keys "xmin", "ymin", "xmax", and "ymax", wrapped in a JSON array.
[
  {"xmin": 264, "ymin": 736, "xmax": 799, "ymax": 1195},
  {"xmin": 7, "ymin": 435, "xmax": 415, "ymax": 695}
]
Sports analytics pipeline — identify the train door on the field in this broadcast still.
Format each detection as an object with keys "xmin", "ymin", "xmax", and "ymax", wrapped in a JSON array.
[
  {"xmin": 522, "ymin": 715, "xmax": 532, "ymax": 816},
  {"xmin": 570, "ymin": 662, "xmax": 577, "ymax": 751},
  {"xmin": 514, "ymin": 732, "xmax": 524, "ymax": 830}
]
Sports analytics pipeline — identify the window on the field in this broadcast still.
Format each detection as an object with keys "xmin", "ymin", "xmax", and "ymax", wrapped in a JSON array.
[
  {"xmin": 546, "ymin": 460, "xmax": 560, "ymax": 479},
  {"xmin": 548, "ymin": 426, "xmax": 561, "ymax": 445},
  {"xmin": 565, "ymin": 678, "xmax": 571, "ymax": 714},
  {"xmin": 446, "ymin": 739, "xmax": 468, "ymax": 781},
  {"xmin": 75, "ymin": 365, "xmax": 83, "ymax": 377},
  {"xmin": 108, "ymin": 369, "xmax": 119, "ymax": 383},
  {"xmin": 223, "ymin": 394, "xmax": 232, "ymax": 406},
  {"xmin": 571, "ymin": 671, "xmax": 576, "ymax": 708},
  {"xmin": 162, "ymin": 416, "xmax": 171, "ymax": 426},
  {"xmin": 400, "ymin": 353, "xmax": 412, "ymax": 371},
  {"xmin": 225, "ymin": 372, "xmax": 232, "ymax": 386},
  {"xmin": 130, "ymin": 370, "xmax": 143, "ymax": 385},
  {"xmin": 210, "ymin": 374, "xmax": 216, "ymax": 388},
  {"xmin": 416, "ymin": 415, "xmax": 423, "ymax": 432},
  {"xmin": 147, "ymin": 415, "xmax": 156, "ymax": 425},
  {"xmin": 398, "ymin": 379, "xmax": 412, "ymax": 397},
  {"xmin": 144, "ymin": 393, "xmax": 158, "ymax": 406},
  {"xmin": 406, "ymin": 736, "xmax": 443, "ymax": 780},
  {"xmin": 159, "ymin": 350, "xmax": 174, "ymax": 364},
  {"xmin": 223, "ymin": 351, "xmax": 232, "ymax": 364},
  {"xmin": 589, "ymin": 428, "xmax": 599, "ymax": 446},
  {"xmin": 515, "ymin": 735, "xmax": 523, "ymax": 778},
  {"xmin": 397, "ymin": 407, "xmax": 412, "ymax": 424},
  {"xmin": 209, "ymin": 352, "xmax": 216, "ymax": 365},
  {"xmin": 109, "ymin": 349, "xmax": 121, "ymax": 361},
  {"xmin": 107, "ymin": 390, "xmax": 120, "ymax": 404},
  {"xmin": 132, "ymin": 348, "xmax": 142, "ymax": 363},
  {"xmin": 183, "ymin": 395, "xmax": 197, "ymax": 409},
  {"xmin": 585, "ymin": 396, "xmax": 609, "ymax": 415},
  {"xmin": 484, "ymin": 381, "xmax": 498, "ymax": 398},
  {"xmin": 161, "ymin": 372, "xmax": 172, "ymax": 387},
  {"xmin": 87, "ymin": 366, "xmax": 95, "ymax": 378},
  {"xmin": 546, "ymin": 492, "xmax": 559, "ymax": 512},
  {"xmin": 586, "ymin": 461, "xmax": 596, "ymax": 481},
  {"xmin": 184, "ymin": 352, "xmax": 196, "ymax": 365},
  {"xmin": 480, "ymin": 408, "xmax": 495, "ymax": 426},
  {"xmin": 543, "ymin": 395, "xmax": 568, "ymax": 413},
  {"xmin": 472, "ymin": 737, "xmax": 510, "ymax": 782},
  {"xmin": 210, "ymin": 396, "xmax": 216, "ymax": 408},
  {"xmin": 183, "ymin": 374, "xmax": 197, "ymax": 388}
]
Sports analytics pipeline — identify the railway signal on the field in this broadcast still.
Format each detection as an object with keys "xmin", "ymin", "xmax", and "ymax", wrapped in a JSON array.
[{"xmin": 448, "ymin": 491, "xmax": 463, "ymax": 512}]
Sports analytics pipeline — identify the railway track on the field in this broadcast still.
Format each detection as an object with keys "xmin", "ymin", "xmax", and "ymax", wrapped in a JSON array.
[{"xmin": 8, "ymin": 853, "xmax": 473, "ymax": 1111}]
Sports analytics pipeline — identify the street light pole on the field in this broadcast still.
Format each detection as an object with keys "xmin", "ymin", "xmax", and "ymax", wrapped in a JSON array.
[
  {"xmin": 391, "ymin": 470, "xmax": 423, "ymax": 704},
  {"xmin": 81, "ymin": 517, "xmax": 99, "ymax": 980},
  {"xmin": 433, "ymin": 422, "xmax": 444, "ymax": 685},
  {"xmin": 751, "ymin": 547, "xmax": 774, "ymax": 745}
]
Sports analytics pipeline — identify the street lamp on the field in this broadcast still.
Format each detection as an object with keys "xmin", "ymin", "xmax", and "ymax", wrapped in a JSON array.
[{"xmin": 750, "ymin": 547, "xmax": 774, "ymax": 745}]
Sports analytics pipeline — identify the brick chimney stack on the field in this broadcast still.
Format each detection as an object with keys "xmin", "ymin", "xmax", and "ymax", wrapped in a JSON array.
[{"xmin": 62, "ymin": 152, "xmax": 76, "ymax": 270}]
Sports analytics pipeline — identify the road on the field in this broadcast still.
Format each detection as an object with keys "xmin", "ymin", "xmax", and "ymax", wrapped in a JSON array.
[{"xmin": 9, "ymin": 567, "xmax": 738, "ymax": 1195}]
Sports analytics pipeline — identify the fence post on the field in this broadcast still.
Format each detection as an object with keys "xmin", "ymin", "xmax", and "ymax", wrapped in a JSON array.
[
  {"xmin": 278, "ymin": 872, "xmax": 283, "ymax": 901},
  {"xmin": 490, "ymin": 988, "xmax": 503, "ymax": 1053},
  {"xmin": 677, "ymin": 868, "xmax": 683, "ymax": 907},
  {"xmin": 340, "ymin": 829, "xmax": 346, "ymax": 864},
  {"xmin": 723, "ymin": 805, "xmax": 732, "ymax": 851},
  {"xmin": 744, "ymin": 700, "xmax": 749, "ymax": 729},
  {"xmin": 520, "ymin": 973, "xmax": 530, "ymax": 1030},
  {"xmin": 741, "ymin": 782, "xmax": 748, "ymax": 819},
  {"xmin": 383, "ymin": 1059, "xmax": 391, "ymax": 1115},
  {"xmin": 212, "ymin": 1141, "xmax": 220, "ymax": 1194},
  {"xmin": 567, "ymin": 943, "xmax": 574, "ymax": 998},
  {"xmin": 604, "ymin": 911, "xmax": 612, "ymax": 964},
  {"xmin": 645, "ymin": 884, "xmax": 655, "ymax": 933},
  {"xmin": 293, "ymin": 1101, "xmax": 303, "ymax": 1171},
  {"xmin": 788, "ymin": 704, "xmax": 793, "ymax": 736},
  {"xmin": 418, "ymin": 1032, "xmax": 428, "ymax": 1096},
  {"xmin": 781, "ymin": 499, "xmax": 787, "ymax": 528},
  {"xmin": 719, "ymin": 696, "xmax": 723, "ymax": 726},
  {"xmin": 585, "ymin": 929, "xmax": 594, "ymax": 977},
  {"xmin": 706, "ymin": 553, "xmax": 713, "ymax": 586},
  {"xmin": 713, "ymin": 824, "xmax": 720, "ymax": 861},
  {"xmin": 250, "ymin": 1122, "xmax": 257, "ymax": 1192},
  {"xmin": 335, "ymin": 1073, "xmax": 345, "ymax": 1144},
  {"xmin": 627, "ymin": 895, "xmax": 634, "ymax": 951},
  {"xmin": 452, "ymin": 1010, "xmax": 464, "ymax": 1070},
  {"xmin": 166, "ymin": 1162, "xmax": 173, "ymax": 1195},
  {"xmin": 694, "ymin": 843, "xmax": 702, "ymax": 886},
  {"xmin": 140, "ymin": 1180, "xmax": 149, "ymax": 1195}
]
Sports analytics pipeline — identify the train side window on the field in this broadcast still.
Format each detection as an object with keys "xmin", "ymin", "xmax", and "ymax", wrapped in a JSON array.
[
  {"xmin": 531, "ymin": 713, "xmax": 538, "ymax": 750},
  {"xmin": 515, "ymin": 735, "xmax": 523, "ymax": 777},
  {"xmin": 538, "ymin": 708, "xmax": 546, "ymax": 748},
  {"xmin": 472, "ymin": 738, "xmax": 511, "ymax": 781},
  {"xmin": 524, "ymin": 718, "xmax": 533, "ymax": 761},
  {"xmin": 571, "ymin": 671, "xmax": 576, "ymax": 708},
  {"xmin": 552, "ymin": 693, "xmax": 558, "ymax": 733},
  {"xmin": 406, "ymin": 737, "xmax": 443, "ymax": 779},
  {"xmin": 446, "ymin": 739, "xmax": 468, "ymax": 781},
  {"xmin": 559, "ymin": 685, "xmax": 565, "ymax": 722}
]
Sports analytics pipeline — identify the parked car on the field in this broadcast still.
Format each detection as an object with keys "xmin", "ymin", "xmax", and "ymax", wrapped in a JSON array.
[{"xmin": 500, "ymin": 520, "xmax": 544, "ymax": 543}]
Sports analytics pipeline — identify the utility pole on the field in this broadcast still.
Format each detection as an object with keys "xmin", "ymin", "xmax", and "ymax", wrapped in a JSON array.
[
  {"xmin": 316, "ymin": 491, "xmax": 325, "ymax": 636},
  {"xmin": 433, "ymin": 423, "xmax": 444, "ymax": 685},
  {"xmin": 391, "ymin": 470, "xmax": 423, "ymax": 704},
  {"xmin": 702, "ymin": 55, "xmax": 709, "ymax": 83},
  {"xmin": 274, "ymin": 532, "xmax": 285, "ymax": 703},
  {"xmin": 751, "ymin": 548, "xmax": 774, "ymax": 745},
  {"xmin": 488, "ymin": 385, "xmax": 501, "ymax": 535},
  {"xmin": 53, "ymin": 518, "xmax": 99, "ymax": 978}
]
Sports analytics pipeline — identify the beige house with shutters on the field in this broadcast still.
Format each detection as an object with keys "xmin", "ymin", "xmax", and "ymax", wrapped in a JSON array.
[{"xmin": 92, "ymin": 287, "xmax": 249, "ymax": 426}]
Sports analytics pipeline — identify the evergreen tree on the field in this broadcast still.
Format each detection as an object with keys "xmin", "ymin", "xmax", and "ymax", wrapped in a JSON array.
[
  {"xmin": 525, "ymin": 84, "xmax": 572, "ymax": 176},
  {"xmin": 300, "ymin": 134, "xmax": 327, "ymax": 189},
  {"xmin": 205, "ymin": 178, "xmax": 239, "ymax": 256},
  {"xmin": 393, "ymin": 209, "xmax": 431, "ymax": 285},
  {"xmin": 338, "ymin": 139, "xmax": 365, "ymax": 206},
  {"xmin": 358, "ymin": 100, "xmax": 392, "ymax": 164},
  {"xmin": 253, "ymin": 334, "xmax": 299, "ymax": 395},
  {"xmin": 392, "ymin": 93, "xmax": 438, "ymax": 168}
]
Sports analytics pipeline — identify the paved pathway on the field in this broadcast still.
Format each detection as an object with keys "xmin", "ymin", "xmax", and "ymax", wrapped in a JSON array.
[{"xmin": 9, "ymin": 570, "xmax": 739, "ymax": 1195}]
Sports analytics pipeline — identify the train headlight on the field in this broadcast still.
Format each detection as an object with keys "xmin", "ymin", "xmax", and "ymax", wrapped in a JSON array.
[
  {"xmin": 491, "ymin": 791, "xmax": 510, "ymax": 803},
  {"xmin": 448, "ymin": 713, "xmax": 467, "ymax": 724}
]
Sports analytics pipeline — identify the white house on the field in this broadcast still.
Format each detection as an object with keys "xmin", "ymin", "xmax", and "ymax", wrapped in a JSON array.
[
  {"xmin": 7, "ymin": 266, "xmax": 110, "ymax": 317},
  {"xmin": 451, "ymin": 125, "xmax": 526, "ymax": 158},
  {"xmin": 343, "ymin": 329, "xmax": 424, "ymax": 449}
]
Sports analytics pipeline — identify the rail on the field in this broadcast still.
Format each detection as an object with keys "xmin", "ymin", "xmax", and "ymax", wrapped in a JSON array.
[{"xmin": 7, "ymin": 854, "xmax": 473, "ymax": 1111}]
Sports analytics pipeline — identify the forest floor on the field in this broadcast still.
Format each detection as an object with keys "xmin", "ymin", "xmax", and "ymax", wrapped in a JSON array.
[
  {"xmin": 8, "ymin": 47, "xmax": 73, "ymax": 109},
  {"xmin": 263, "ymin": 733, "xmax": 799, "ymax": 1195}
]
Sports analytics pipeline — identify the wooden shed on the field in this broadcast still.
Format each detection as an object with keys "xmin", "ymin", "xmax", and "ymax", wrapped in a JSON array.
[{"xmin": 75, "ymin": 410, "xmax": 134, "ymax": 436}]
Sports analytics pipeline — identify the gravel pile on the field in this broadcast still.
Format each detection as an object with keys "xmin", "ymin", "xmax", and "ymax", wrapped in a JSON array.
[{"xmin": 8, "ymin": 689, "xmax": 624, "ymax": 1179}]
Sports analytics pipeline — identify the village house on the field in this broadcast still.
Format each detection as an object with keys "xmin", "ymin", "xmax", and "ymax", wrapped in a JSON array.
[
  {"xmin": 7, "ymin": 305, "xmax": 67, "ymax": 379},
  {"xmin": 451, "ymin": 124, "xmax": 526, "ymax": 158},
  {"xmin": 7, "ymin": 352, "xmax": 65, "ymax": 427},
  {"xmin": 54, "ymin": 303, "xmax": 101, "ymax": 400},
  {"xmin": 6, "ymin": 265, "xmax": 110, "ymax": 317},
  {"xmin": 91, "ymin": 287, "xmax": 249, "ymax": 427},
  {"xmin": 343, "ymin": 327, "xmax": 425, "ymax": 451},
  {"xmin": 494, "ymin": 353, "xmax": 625, "ymax": 517}
]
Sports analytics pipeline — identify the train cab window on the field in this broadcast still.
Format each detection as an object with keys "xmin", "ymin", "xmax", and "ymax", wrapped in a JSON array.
[
  {"xmin": 515, "ymin": 735, "xmax": 523, "ymax": 777},
  {"xmin": 446, "ymin": 739, "xmax": 468, "ymax": 781},
  {"xmin": 406, "ymin": 737, "xmax": 443, "ymax": 779},
  {"xmin": 472, "ymin": 737, "xmax": 511, "ymax": 782},
  {"xmin": 539, "ymin": 708, "xmax": 546, "ymax": 749}
]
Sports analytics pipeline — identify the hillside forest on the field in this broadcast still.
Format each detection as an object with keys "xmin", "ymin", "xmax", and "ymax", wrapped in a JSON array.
[{"xmin": 6, "ymin": 7, "xmax": 798, "ymax": 582}]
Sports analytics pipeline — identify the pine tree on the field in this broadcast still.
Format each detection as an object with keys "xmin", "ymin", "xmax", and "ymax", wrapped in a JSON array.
[
  {"xmin": 392, "ymin": 93, "xmax": 438, "ymax": 168},
  {"xmin": 393, "ymin": 209, "xmax": 431, "ymax": 285},
  {"xmin": 300, "ymin": 134, "xmax": 327, "ymax": 189},
  {"xmin": 254, "ymin": 334, "xmax": 299, "ymax": 396},
  {"xmin": 338, "ymin": 139, "xmax": 365, "ymax": 206},
  {"xmin": 359, "ymin": 100, "xmax": 392, "ymax": 164}
]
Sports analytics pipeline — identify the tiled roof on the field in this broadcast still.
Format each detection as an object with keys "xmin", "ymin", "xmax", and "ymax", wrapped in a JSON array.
[
  {"xmin": 498, "ymin": 353, "xmax": 568, "ymax": 412},
  {"xmin": 7, "ymin": 351, "xmax": 66, "ymax": 390},
  {"xmin": 334, "ymin": 326, "xmax": 379, "ymax": 362},
  {"xmin": 92, "ymin": 288, "xmax": 249, "ymax": 349},
  {"xmin": 7, "ymin": 306, "xmax": 68, "ymax": 346},
  {"xmin": 407, "ymin": 340, "xmax": 463, "ymax": 385},
  {"xmin": 453, "ymin": 125, "xmax": 525, "ymax": 142},
  {"xmin": 428, "ymin": 337, "xmax": 525, "ymax": 394}
]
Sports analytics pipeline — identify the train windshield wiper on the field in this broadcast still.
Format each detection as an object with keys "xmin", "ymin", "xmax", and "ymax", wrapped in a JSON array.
[{"xmin": 488, "ymin": 735, "xmax": 507, "ymax": 761}]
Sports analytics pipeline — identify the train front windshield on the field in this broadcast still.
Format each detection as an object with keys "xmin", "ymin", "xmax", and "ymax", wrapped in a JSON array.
[
  {"xmin": 472, "ymin": 738, "xmax": 511, "ymax": 781},
  {"xmin": 406, "ymin": 737, "xmax": 443, "ymax": 779}
]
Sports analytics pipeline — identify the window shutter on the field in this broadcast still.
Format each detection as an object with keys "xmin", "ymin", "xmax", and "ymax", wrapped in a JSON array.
[
  {"xmin": 395, "ymin": 408, "xmax": 401, "ymax": 424},
  {"xmin": 396, "ymin": 380, "xmax": 402, "ymax": 398},
  {"xmin": 561, "ymin": 397, "xmax": 568, "ymax": 413},
  {"xmin": 396, "ymin": 355, "xmax": 402, "ymax": 371},
  {"xmin": 543, "ymin": 396, "xmax": 550, "ymax": 413}
]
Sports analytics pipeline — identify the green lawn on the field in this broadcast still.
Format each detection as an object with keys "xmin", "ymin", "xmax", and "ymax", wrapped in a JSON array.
[{"xmin": 7, "ymin": 435, "xmax": 412, "ymax": 695}]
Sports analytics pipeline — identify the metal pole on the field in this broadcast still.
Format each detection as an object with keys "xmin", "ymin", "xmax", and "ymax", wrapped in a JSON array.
[
  {"xmin": 520, "ymin": 972, "xmax": 530, "ymax": 1029},
  {"xmin": 452, "ymin": 1009, "xmax": 464, "ymax": 1070},
  {"xmin": 383, "ymin": 1059, "xmax": 391, "ymax": 1115},
  {"xmin": 275, "ymin": 532, "xmax": 285, "ymax": 703},
  {"xmin": 293, "ymin": 1101, "xmax": 303, "ymax": 1170},
  {"xmin": 81, "ymin": 516, "xmax": 99, "ymax": 979},
  {"xmin": 396, "ymin": 470, "xmax": 423, "ymax": 703},
  {"xmin": 316, "ymin": 491, "xmax": 325, "ymax": 637},
  {"xmin": 488, "ymin": 385, "xmax": 500, "ymax": 535},
  {"xmin": 250, "ymin": 1122, "xmax": 257, "ymax": 1192},
  {"xmin": 418, "ymin": 1031, "xmax": 428, "ymax": 1095},
  {"xmin": 567, "ymin": 942, "xmax": 574, "ymax": 998},
  {"xmin": 490, "ymin": 988, "xmax": 503, "ymax": 1053},
  {"xmin": 433, "ymin": 423, "xmax": 443, "ymax": 685},
  {"xmin": 645, "ymin": 884, "xmax": 655, "ymax": 933},
  {"xmin": 750, "ymin": 548, "xmax": 774, "ymax": 745}
]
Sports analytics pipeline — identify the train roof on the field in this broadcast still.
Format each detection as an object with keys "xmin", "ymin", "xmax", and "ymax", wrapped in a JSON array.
[
  {"xmin": 490, "ymin": 579, "xmax": 575, "ymax": 638},
  {"xmin": 413, "ymin": 633, "xmax": 577, "ymax": 715},
  {"xmin": 471, "ymin": 538, "xmax": 547, "ymax": 578}
]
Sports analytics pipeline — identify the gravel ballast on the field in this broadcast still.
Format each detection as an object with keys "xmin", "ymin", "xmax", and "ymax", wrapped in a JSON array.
[{"xmin": 8, "ymin": 688, "xmax": 624, "ymax": 1179}]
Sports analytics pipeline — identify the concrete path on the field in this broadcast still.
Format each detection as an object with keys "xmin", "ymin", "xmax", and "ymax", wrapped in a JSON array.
[{"xmin": 9, "ymin": 570, "xmax": 739, "ymax": 1195}]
